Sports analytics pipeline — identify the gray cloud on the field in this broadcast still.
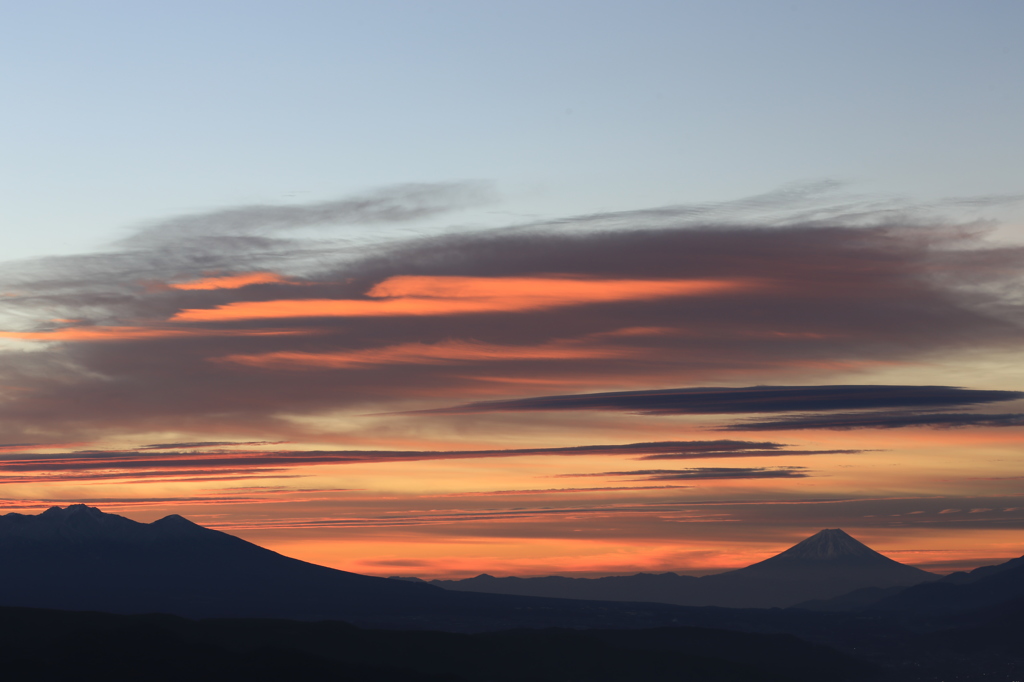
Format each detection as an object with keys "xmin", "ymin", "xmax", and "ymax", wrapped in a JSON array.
[
  {"xmin": 425, "ymin": 385, "xmax": 1024, "ymax": 416},
  {"xmin": 137, "ymin": 441, "xmax": 288, "ymax": 450},
  {"xmin": 558, "ymin": 467, "xmax": 811, "ymax": 481},
  {"xmin": 0, "ymin": 181, "xmax": 490, "ymax": 327},
  {"xmin": 722, "ymin": 411, "xmax": 1024, "ymax": 431},
  {"xmin": 120, "ymin": 181, "xmax": 494, "ymax": 247},
  {"xmin": 637, "ymin": 449, "xmax": 860, "ymax": 460},
  {"xmin": 0, "ymin": 185, "xmax": 1022, "ymax": 442},
  {"xmin": 0, "ymin": 440, "xmax": 840, "ymax": 483}
]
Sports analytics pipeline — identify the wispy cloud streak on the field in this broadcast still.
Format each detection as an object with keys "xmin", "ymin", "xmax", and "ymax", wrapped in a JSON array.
[
  {"xmin": 557, "ymin": 467, "xmax": 810, "ymax": 481},
  {"xmin": 0, "ymin": 440, "xmax": 840, "ymax": 483},
  {"xmin": 427, "ymin": 385, "xmax": 1024, "ymax": 415},
  {"xmin": 722, "ymin": 411, "xmax": 1024, "ymax": 430}
]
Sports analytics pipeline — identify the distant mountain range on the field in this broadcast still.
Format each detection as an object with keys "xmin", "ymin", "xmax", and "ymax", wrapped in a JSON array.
[
  {"xmin": 4, "ymin": 505, "xmax": 1024, "ymax": 678},
  {"xmin": 800, "ymin": 548, "xmax": 1024, "ymax": 615},
  {"xmin": 0, "ymin": 504, "xmax": 723, "ymax": 631},
  {"xmin": 405, "ymin": 528, "xmax": 939, "ymax": 608},
  {"xmin": 2, "ymin": 505, "xmax": 1021, "ymax": 622}
]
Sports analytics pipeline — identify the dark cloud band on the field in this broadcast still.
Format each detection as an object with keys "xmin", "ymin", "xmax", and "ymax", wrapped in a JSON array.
[
  {"xmin": 558, "ymin": 466, "xmax": 810, "ymax": 481},
  {"xmin": 0, "ymin": 439, "xmax": 843, "ymax": 484},
  {"xmin": 723, "ymin": 411, "xmax": 1024, "ymax": 431},
  {"xmin": 426, "ymin": 385, "xmax": 1024, "ymax": 416}
]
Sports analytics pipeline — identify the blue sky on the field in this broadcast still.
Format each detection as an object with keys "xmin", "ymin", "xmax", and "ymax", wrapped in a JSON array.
[
  {"xmin": 2, "ymin": 0, "xmax": 1022, "ymax": 260},
  {"xmin": 1, "ymin": 1, "xmax": 1024, "ymax": 577}
]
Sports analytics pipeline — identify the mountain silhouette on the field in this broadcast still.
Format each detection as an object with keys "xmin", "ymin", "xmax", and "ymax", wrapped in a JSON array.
[
  {"xmin": 4, "ymin": 508, "xmax": 1024, "ymax": 678},
  {"xmin": 422, "ymin": 529, "xmax": 938, "ymax": 608},
  {"xmin": 867, "ymin": 550, "xmax": 1024, "ymax": 614},
  {"xmin": 751, "ymin": 527, "xmax": 885, "ymax": 561},
  {"xmin": 0, "ymin": 504, "xmax": 438, "ymax": 621},
  {"xmin": 794, "ymin": 548, "xmax": 1024, "ymax": 613},
  {"xmin": 0, "ymin": 504, "xmax": 750, "ymax": 631}
]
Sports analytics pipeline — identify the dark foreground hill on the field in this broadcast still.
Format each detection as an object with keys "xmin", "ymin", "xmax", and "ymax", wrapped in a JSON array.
[
  {"xmin": 420, "ymin": 529, "xmax": 937, "ymax": 608},
  {"xmin": 0, "ymin": 605, "xmax": 869, "ymax": 682},
  {"xmin": 7, "ymin": 598, "xmax": 1024, "ymax": 681}
]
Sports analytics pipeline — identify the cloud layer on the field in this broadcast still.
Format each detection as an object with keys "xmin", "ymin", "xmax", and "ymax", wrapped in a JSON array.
[
  {"xmin": 428, "ymin": 385, "xmax": 1024, "ymax": 415},
  {"xmin": 0, "ymin": 184, "xmax": 1022, "ymax": 579},
  {"xmin": 724, "ymin": 411, "xmax": 1024, "ymax": 431},
  {"xmin": 0, "ymin": 440, "xmax": 844, "ymax": 484},
  {"xmin": 0, "ymin": 185, "xmax": 1021, "ymax": 444},
  {"xmin": 558, "ymin": 466, "xmax": 810, "ymax": 481}
]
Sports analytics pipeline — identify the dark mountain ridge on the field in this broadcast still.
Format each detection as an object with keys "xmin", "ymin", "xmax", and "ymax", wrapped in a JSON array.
[
  {"xmin": 4, "ymin": 507, "xmax": 1024, "ymax": 678},
  {"xmin": 0, "ymin": 505, "xmax": 435, "ymax": 622},
  {"xmin": 795, "ymin": 550, "xmax": 1024, "ymax": 614},
  {"xmin": 869, "ymin": 552, "xmax": 1024, "ymax": 615},
  {"xmin": 421, "ymin": 529, "xmax": 938, "ymax": 608},
  {"xmin": 0, "ymin": 504, "xmax": 781, "ymax": 631}
]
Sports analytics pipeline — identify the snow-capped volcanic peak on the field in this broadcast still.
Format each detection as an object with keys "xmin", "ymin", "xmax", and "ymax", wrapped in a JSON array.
[
  {"xmin": 775, "ymin": 529, "xmax": 880, "ymax": 561},
  {"xmin": 732, "ymin": 527, "xmax": 931, "ymax": 581}
]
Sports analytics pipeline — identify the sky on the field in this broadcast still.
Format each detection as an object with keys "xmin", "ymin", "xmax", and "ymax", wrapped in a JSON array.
[{"xmin": 1, "ymin": 0, "xmax": 1023, "ymax": 578}]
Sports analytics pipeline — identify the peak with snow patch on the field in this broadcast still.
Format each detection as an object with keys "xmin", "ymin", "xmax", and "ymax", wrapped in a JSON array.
[
  {"xmin": 728, "ymin": 528, "xmax": 937, "ymax": 590},
  {"xmin": 771, "ymin": 528, "xmax": 880, "ymax": 561}
]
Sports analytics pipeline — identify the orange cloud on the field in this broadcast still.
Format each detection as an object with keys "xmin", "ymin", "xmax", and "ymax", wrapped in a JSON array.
[
  {"xmin": 169, "ymin": 272, "xmax": 293, "ymax": 290},
  {"xmin": 218, "ymin": 339, "xmax": 633, "ymax": 369},
  {"xmin": 172, "ymin": 275, "xmax": 749, "ymax": 322}
]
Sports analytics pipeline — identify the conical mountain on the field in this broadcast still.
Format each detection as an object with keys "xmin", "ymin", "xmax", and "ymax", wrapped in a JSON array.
[
  {"xmin": 732, "ymin": 528, "xmax": 931, "ymax": 574},
  {"xmin": 762, "ymin": 528, "xmax": 882, "ymax": 561},
  {"xmin": 699, "ymin": 528, "xmax": 938, "ymax": 607},
  {"xmin": 429, "ymin": 529, "xmax": 939, "ymax": 609}
]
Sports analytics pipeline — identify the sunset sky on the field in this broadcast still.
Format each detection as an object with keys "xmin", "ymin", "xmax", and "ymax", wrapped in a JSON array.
[{"xmin": 1, "ymin": 0, "xmax": 1023, "ymax": 578}]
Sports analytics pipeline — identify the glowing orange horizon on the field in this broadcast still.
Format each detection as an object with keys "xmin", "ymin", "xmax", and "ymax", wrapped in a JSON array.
[{"xmin": 172, "ymin": 275, "xmax": 751, "ymax": 322}]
